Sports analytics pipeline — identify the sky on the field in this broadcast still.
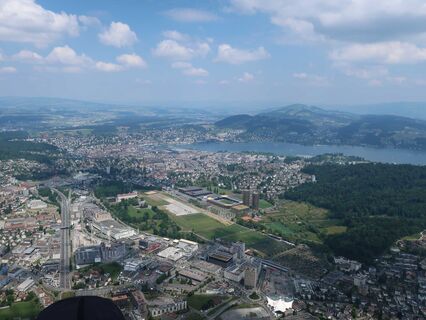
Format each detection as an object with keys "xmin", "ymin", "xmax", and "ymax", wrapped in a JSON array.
[{"xmin": 2, "ymin": 0, "xmax": 426, "ymax": 108}]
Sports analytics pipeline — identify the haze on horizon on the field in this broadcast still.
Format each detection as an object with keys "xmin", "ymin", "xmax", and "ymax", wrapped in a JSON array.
[{"xmin": 2, "ymin": 0, "xmax": 426, "ymax": 107}]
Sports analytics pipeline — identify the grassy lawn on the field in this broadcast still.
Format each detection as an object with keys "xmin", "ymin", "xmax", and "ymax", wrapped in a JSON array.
[
  {"xmin": 61, "ymin": 291, "xmax": 75, "ymax": 299},
  {"xmin": 143, "ymin": 194, "xmax": 169, "ymax": 207},
  {"xmin": 259, "ymin": 199, "xmax": 273, "ymax": 209},
  {"xmin": 188, "ymin": 294, "xmax": 224, "ymax": 311},
  {"xmin": 127, "ymin": 206, "xmax": 155, "ymax": 218},
  {"xmin": 172, "ymin": 214, "xmax": 287, "ymax": 256},
  {"xmin": 0, "ymin": 300, "xmax": 41, "ymax": 320},
  {"xmin": 324, "ymin": 225, "xmax": 347, "ymax": 235},
  {"xmin": 172, "ymin": 213, "xmax": 225, "ymax": 237},
  {"xmin": 186, "ymin": 312, "xmax": 206, "ymax": 320},
  {"xmin": 401, "ymin": 232, "xmax": 421, "ymax": 241}
]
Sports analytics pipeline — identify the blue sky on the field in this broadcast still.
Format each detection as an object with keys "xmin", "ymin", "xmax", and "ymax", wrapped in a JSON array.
[{"xmin": 1, "ymin": 0, "xmax": 426, "ymax": 108}]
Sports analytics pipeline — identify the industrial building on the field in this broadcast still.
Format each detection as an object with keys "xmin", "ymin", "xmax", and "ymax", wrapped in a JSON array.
[
  {"xmin": 178, "ymin": 186, "xmax": 212, "ymax": 198},
  {"xmin": 148, "ymin": 297, "xmax": 187, "ymax": 317},
  {"xmin": 92, "ymin": 219, "xmax": 136, "ymax": 240},
  {"xmin": 75, "ymin": 242, "xmax": 127, "ymax": 268},
  {"xmin": 224, "ymin": 264, "xmax": 245, "ymax": 283},
  {"xmin": 157, "ymin": 247, "xmax": 185, "ymax": 262},
  {"xmin": 178, "ymin": 269, "xmax": 207, "ymax": 283},
  {"xmin": 207, "ymin": 195, "xmax": 242, "ymax": 209},
  {"xmin": 74, "ymin": 245, "xmax": 101, "ymax": 267},
  {"xmin": 207, "ymin": 252, "xmax": 233, "ymax": 267},
  {"xmin": 17, "ymin": 277, "xmax": 35, "ymax": 292}
]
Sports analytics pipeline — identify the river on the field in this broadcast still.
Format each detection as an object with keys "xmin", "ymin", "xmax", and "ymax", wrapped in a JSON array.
[{"xmin": 181, "ymin": 142, "xmax": 426, "ymax": 165}]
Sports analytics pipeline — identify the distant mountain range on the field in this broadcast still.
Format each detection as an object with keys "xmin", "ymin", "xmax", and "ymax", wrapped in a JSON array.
[
  {"xmin": 325, "ymin": 102, "xmax": 426, "ymax": 120},
  {"xmin": 215, "ymin": 104, "xmax": 426, "ymax": 150}
]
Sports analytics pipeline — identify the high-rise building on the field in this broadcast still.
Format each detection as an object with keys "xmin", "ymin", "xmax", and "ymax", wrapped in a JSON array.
[
  {"xmin": 251, "ymin": 192, "xmax": 260, "ymax": 210},
  {"xmin": 244, "ymin": 265, "xmax": 258, "ymax": 288},
  {"xmin": 242, "ymin": 190, "xmax": 251, "ymax": 207}
]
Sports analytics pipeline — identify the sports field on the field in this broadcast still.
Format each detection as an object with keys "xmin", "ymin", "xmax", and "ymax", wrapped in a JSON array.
[{"xmin": 172, "ymin": 213, "xmax": 288, "ymax": 256}]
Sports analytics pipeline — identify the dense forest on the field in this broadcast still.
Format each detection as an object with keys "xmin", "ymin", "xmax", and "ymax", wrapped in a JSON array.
[
  {"xmin": 0, "ymin": 131, "xmax": 58, "ymax": 163},
  {"xmin": 285, "ymin": 163, "xmax": 426, "ymax": 262}
]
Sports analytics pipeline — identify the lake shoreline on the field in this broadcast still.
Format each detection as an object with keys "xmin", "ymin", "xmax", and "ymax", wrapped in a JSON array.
[{"xmin": 178, "ymin": 141, "xmax": 426, "ymax": 165}]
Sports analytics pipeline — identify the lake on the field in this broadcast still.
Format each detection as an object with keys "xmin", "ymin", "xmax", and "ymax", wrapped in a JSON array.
[{"xmin": 181, "ymin": 142, "xmax": 426, "ymax": 165}]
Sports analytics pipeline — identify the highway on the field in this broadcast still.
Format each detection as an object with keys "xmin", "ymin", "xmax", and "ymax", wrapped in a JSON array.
[{"xmin": 52, "ymin": 188, "xmax": 72, "ymax": 290}]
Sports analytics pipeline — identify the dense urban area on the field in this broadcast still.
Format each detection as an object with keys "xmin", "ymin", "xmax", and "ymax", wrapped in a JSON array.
[{"xmin": 1, "ymin": 109, "xmax": 426, "ymax": 320}]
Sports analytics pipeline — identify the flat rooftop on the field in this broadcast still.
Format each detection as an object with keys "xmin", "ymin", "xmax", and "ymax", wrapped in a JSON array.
[{"xmin": 209, "ymin": 252, "xmax": 233, "ymax": 262}]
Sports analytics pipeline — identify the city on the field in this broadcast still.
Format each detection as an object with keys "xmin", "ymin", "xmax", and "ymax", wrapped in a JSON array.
[{"xmin": 2, "ymin": 1, "xmax": 426, "ymax": 319}]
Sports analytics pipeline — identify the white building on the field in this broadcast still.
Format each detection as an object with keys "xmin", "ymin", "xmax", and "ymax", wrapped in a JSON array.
[
  {"xmin": 17, "ymin": 277, "xmax": 35, "ymax": 292},
  {"xmin": 27, "ymin": 200, "xmax": 47, "ymax": 210},
  {"xmin": 157, "ymin": 247, "xmax": 185, "ymax": 262}
]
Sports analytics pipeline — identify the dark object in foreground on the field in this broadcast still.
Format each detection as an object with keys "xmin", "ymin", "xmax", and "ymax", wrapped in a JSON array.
[{"xmin": 37, "ymin": 296, "xmax": 126, "ymax": 320}]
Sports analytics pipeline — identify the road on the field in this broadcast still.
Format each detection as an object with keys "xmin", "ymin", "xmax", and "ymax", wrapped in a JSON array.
[{"xmin": 52, "ymin": 188, "xmax": 72, "ymax": 290}]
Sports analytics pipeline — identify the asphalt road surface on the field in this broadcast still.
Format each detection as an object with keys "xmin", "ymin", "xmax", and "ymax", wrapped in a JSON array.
[{"xmin": 52, "ymin": 188, "xmax": 72, "ymax": 290}]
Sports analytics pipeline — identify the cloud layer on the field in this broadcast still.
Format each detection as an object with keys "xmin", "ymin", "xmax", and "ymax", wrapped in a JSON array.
[{"xmin": 99, "ymin": 22, "xmax": 138, "ymax": 48}]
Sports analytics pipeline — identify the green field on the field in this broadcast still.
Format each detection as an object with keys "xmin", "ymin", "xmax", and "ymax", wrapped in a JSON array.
[
  {"xmin": 172, "ymin": 213, "xmax": 225, "ymax": 237},
  {"xmin": 127, "ymin": 206, "xmax": 155, "ymax": 218},
  {"xmin": 143, "ymin": 194, "xmax": 169, "ymax": 207},
  {"xmin": 259, "ymin": 201, "xmax": 346, "ymax": 244},
  {"xmin": 0, "ymin": 300, "xmax": 41, "ymax": 320},
  {"xmin": 259, "ymin": 199, "xmax": 273, "ymax": 209},
  {"xmin": 172, "ymin": 213, "xmax": 288, "ymax": 256},
  {"xmin": 187, "ymin": 294, "xmax": 230, "ymax": 311}
]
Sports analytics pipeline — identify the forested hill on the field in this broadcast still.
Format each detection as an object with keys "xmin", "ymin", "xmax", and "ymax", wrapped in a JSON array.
[
  {"xmin": 215, "ymin": 104, "xmax": 426, "ymax": 150},
  {"xmin": 284, "ymin": 163, "xmax": 426, "ymax": 262},
  {"xmin": 0, "ymin": 131, "xmax": 58, "ymax": 163}
]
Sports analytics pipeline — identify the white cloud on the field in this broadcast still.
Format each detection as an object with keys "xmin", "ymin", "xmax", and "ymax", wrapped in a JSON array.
[
  {"xmin": 153, "ymin": 39, "xmax": 210, "ymax": 60},
  {"xmin": 171, "ymin": 61, "xmax": 192, "ymax": 69},
  {"xmin": 13, "ymin": 50, "xmax": 44, "ymax": 63},
  {"xmin": 0, "ymin": 0, "xmax": 80, "ymax": 46},
  {"xmin": 228, "ymin": 0, "xmax": 426, "ymax": 43},
  {"xmin": 162, "ymin": 30, "xmax": 189, "ymax": 42},
  {"xmin": 216, "ymin": 44, "xmax": 269, "ymax": 64},
  {"xmin": 0, "ymin": 66, "xmax": 16, "ymax": 73},
  {"xmin": 116, "ymin": 54, "xmax": 147, "ymax": 68},
  {"xmin": 330, "ymin": 42, "xmax": 426, "ymax": 64},
  {"xmin": 164, "ymin": 8, "xmax": 218, "ymax": 22},
  {"xmin": 293, "ymin": 72, "xmax": 328, "ymax": 86},
  {"xmin": 153, "ymin": 40, "xmax": 193, "ymax": 60},
  {"xmin": 46, "ymin": 46, "xmax": 92, "ymax": 66},
  {"xmin": 171, "ymin": 61, "xmax": 208, "ymax": 77},
  {"xmin": 78, "ymin": 15, "xmax": 101, "ymax": 27},
  {"xmin": 337, "ymin": 64, "xmax": 389, "ymax": 79},
  {"xmin": 95, "ymin": 61, "xmax": 123, "ymax": 72},
  {"xmin": 335, "ymin": 63, "xmax": 407, "ymax": 86},
  {"xmin": 10, "ymin": 46, "xmax": 145, "ymax": 73},
  {"xmin": 238, "ymin": 72, "xmax": 254, "ymax": 82},
  {"xmin": 183, "ymin": 67, "xmax": 208, "ymax": 77},
  {"xmin": 98, "ymin": 22, "xmax": 138, "ymax": 48}
]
